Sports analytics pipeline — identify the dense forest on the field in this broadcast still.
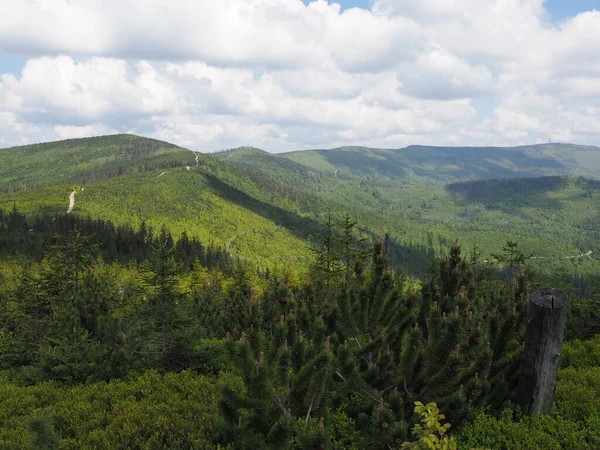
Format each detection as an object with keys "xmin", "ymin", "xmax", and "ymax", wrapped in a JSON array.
[
  {"xmin": 0, "ymin": 135, "xmax": 599, "ymax": 449},
  {"xmin": 1, "ymin": 206, "xmax": 599, "ymax": 449}
]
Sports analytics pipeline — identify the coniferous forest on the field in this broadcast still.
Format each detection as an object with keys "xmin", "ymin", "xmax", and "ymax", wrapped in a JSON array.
[{"xmin": 0, "ymin": 135, "xmax": 599, "ymax": 449}]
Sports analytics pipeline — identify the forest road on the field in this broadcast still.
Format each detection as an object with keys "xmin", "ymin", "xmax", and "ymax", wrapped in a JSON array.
[{"xmin": 67, "ymin": 190, "xmax": 77, "ymax": 214}]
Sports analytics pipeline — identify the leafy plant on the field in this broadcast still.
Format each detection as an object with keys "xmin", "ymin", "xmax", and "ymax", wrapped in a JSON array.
[{"xmin": 400, "ymin": 402, "xmax": 457, "ymax": 450}]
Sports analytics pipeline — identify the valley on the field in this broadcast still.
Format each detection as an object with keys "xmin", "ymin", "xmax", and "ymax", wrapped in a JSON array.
[{"xmin": 1, "ymin": 134, "xmax": 599, "ymax": 282}]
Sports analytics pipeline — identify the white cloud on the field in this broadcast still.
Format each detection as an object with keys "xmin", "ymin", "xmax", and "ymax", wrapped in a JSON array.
[
  {"xmin": 54, "ymin": 124, "xmax": 119, "ymax": 140},
  {"xmin": 0, "ymin": 0, "xmax": 600, "ymax": 151},
  {"xmin": 398, "ymin": 49, "xmax": 495, "ymax": 99}
]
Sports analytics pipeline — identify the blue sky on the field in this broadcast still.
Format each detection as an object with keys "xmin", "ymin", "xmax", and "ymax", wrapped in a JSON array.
[
  {"xmin": 305, "ymin": 0, "xmax": 597, "ymax": 18},
  {"xmin": 1, "ymin": 0, "xmax": 599, "ymax": 151}
]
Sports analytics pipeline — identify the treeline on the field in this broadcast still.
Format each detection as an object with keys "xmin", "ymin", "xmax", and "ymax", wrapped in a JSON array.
[
  {"xmin": 0, "ymin": 205, "xmax": 237, "ymax": 272},
  {"xmin": 67, "ymin": 152, "xmax": 194, "ymax": 188}
]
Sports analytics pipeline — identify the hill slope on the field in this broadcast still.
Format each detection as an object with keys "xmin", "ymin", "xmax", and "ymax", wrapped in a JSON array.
[
  {"xmin": 0, "ymin": 167, "xmax": 313, "ymax": 269},
  {"xmin": 212, "ymin": 145, "xmax": 600, "ymax": 279},
  {"xmin": 0, "ymin": 134, "xmax": 195, "ymax": 193},
  {"xmin": 280, "ymin": 143, "xmax": 600, "ymax": 186},
  {"xmin": 2, "ymin": 135, "xmax": 600, "ymax": 279}
]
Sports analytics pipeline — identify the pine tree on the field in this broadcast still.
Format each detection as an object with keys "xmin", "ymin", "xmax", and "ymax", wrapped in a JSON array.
[
  {"xmin": 309, "ymin": 212, "xmax": 344, "ymax": 292},
  {"xmin": 336, "ymin": 214, "xmax": 370, "ymax": 284},
  {"xmin": 142, "ymin": 237, "xmax": 183, "ymax": 367},
  {"xmin": 28, "ymin": 412, "xmax": 59, "ymax": 450},
  {"xmin": 223, "ymin": 220, "xmax": 529, "ymax": 447},
  {"xmin": 221, "ymin": 311, "xmax": 334, "ymax": 448}
]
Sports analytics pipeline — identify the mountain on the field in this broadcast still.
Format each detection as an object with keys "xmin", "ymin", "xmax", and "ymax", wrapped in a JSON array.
[
  {"xmin": 213, "ymin": 142, "xmax": 600, "ymax": 277},
  {"xmin": 0, "ymin": 136, "xmax": 317, "ymax": 270},
  {"xmin": 0, "ymin": 134, "xmax": 194, "ymax": 193},
  {"xmin": 1, "ymin": 135, "xmax": 599, "ymax": 278},
  {"xmin": 275, "ymin": 143, "xmax": 600, "ymax": 186}
]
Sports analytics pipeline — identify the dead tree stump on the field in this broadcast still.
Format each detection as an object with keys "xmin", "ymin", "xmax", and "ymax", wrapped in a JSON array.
[{"xmin": 518, "ymin": 288, "xmax": 568, "ymax": 414}]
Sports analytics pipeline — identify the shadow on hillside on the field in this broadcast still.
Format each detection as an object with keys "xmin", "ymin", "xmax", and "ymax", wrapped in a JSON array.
[
  {"xmin": 445, "ymin": 176, "xmax": 569, "ymax": 215},
  {"xmin": 203, "ymin": 173, "xmax": 433, "ymax": 276},
  {"xmin": 313, "ymin": 146, "xmax": 569, "ymax": 185},
  {"xmin": 203, "ymin": 173, "xmax": 322, "ymax": 238},
  {"xmin": 399, "ymin": 146, "xmax": 567, "ymax": 181}
]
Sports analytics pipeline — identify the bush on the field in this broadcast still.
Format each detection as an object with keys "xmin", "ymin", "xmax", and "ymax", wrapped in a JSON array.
[
  {"xmin": 458, "ymin": 408, "xmax": 595, "ymax": 450},
  {"xmin": 555, "ymin": 367, "xmax": 600, "ymax": 423},
  {"xmin": 561, "ymin": 335, "xmax": 600, "ymax": 369},
  {"xmin": 0, "ymin": 370, "xmax": 240, "ymax": 449}
]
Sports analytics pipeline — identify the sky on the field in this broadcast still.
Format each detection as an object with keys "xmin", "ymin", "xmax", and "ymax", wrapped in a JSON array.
[{"xmin": 0, "ymin": 0, "xmax": 599, "ymax": 152}]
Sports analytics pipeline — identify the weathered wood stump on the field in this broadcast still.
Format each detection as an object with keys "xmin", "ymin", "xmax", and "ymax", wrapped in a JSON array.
[{"xmin": 518, "ymin": 288, "xmax": 568, "ymax": 415}]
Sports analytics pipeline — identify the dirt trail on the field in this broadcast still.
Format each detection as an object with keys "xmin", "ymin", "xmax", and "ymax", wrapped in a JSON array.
[
  {"xmin": 67, "ymin": 190, "xmax": 77, "ymax": 214},
  {"xmin": 486, "ymin": 250, "xmax": 593, "ymax": 263},
  {"xmin": 564, "ymin": 250, "xmax": 593, "ymax": 259}
]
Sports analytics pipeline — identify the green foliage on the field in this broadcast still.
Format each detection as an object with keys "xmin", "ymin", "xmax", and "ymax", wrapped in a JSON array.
[
  {"xmin": 3, "ymin": 135, "xmax": 600, "ymax": 285},
  {"xmin": 211, "ymin": 145, "xmax": 600, "ymax": 284},
  {"xmin": 490, "ymin": 240, "xmax": 534, "ymax": 269},
  {"xmin": 458, "ymin": 407, "xmax": 600, "ymax": 450},
  {"xmin": 561, "ymin": 335, "xmax": 600, "ymax": 369},
  {"xmin": 555, "ymin": 367, "xmax": 600, "ymax": 423},
  {"xmin": 459, "ymin": 333, "xmax": 600, "ymax": 450},
  {"xmin": 28, "ymin": 412, "xmax": 59, "ymax": 450},
  {"xmin": 142, "ymin": 238, "xmax": 183, "ymax": 362},
  {"xmin": 222, "ymin": 226, "xmax": 529, "ymax": 448},
  {"xmin": 1, "ymin": 134, "xmax": 600, "ymax": 449},
  {"xmin": 282, "ymin": 144, "xmax": 600, "ymax": 186},
  {"xmin": 400, "ymin": 402, "xmax": 457, "ymax": 450},
  {"xmin": 0, "ymin": 370, "xmax": 233, "ymax": 449}
]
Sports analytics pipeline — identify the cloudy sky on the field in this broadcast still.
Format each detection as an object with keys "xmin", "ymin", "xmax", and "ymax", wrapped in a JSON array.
[{"xmin": 0, "ymin": 0, "xmax": 599, "ymax": 152}]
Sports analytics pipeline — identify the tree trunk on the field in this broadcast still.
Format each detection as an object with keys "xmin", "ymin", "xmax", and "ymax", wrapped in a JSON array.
[
  {"xmin": 518, "ymin": 288, "xmax": 568, "ymax": 414},
  {"xmin": 383, "ymin": 232, "xmax": 391, "ymax": 269},
  {"xmin": 161, "ymin": 294, "xmax": 168, "ymax": 356}
]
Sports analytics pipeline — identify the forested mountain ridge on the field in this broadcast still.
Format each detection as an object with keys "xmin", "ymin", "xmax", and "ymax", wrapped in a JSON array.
[
  {"xmin": 0, "ymin": 134, "xmax": 195, "ymax": 193},
  {"xmin": 212, "ymin": 142, "xmax": 600, "ymax": 283},
  {"xmin": 218, "ymin": 142, "xmax": 600, "ymax": 186},
  {"xmin": 2, "ymin": 134, "xmax": 600, "ymax": 279}
]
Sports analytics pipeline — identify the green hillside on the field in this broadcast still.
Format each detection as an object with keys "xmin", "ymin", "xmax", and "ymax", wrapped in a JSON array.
[
  {"xmin": 280, "ymin": 143, "xmax": 600, "ymax": 186},
  {"xmin": 381, "ymin": 176, "xmax": 600, "ymax": 260},
  {"xmin": 0, "ymin": 134, "xmax": 195, "ymax": 193},
  {"xmin": 213, "ymin": 146, "xmax": 600, "ymax": 280},
  {"xmin": 0, "ymin": 167, "xmax": 312, "ymax": 270},
  {"xmin": 2, "ymin": 135, "xmax": 600, "ymax": 279}
]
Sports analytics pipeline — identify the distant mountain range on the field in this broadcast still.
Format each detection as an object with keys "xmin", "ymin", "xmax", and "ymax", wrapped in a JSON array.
[{"xmin": 215, "ymin": 142, "xmax": 600, "ymax": 186}]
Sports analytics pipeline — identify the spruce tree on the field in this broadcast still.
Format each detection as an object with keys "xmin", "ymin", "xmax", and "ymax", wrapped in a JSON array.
[
  {"xmin": 28, "ymin": 412, "xmax": 59, "ymax": 450},
  {"xmin": 142, "ymin": 237, "xmax": 183, "ymax": 367}
]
